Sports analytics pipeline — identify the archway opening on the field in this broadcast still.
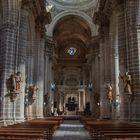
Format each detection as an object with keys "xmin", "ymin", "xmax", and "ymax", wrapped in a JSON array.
[{"xmin": 53, "ymin": 15, "xmax": 92, "ymax": 115}]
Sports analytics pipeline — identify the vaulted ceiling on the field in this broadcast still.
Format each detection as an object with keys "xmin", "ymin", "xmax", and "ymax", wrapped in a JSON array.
[
  {"xmin": 47, "ymin": 0, "xmax": 98, "ymax": 9},
  {"xmin": 53, "ymin": 15, "xmax": 91, "ymax": 61}
]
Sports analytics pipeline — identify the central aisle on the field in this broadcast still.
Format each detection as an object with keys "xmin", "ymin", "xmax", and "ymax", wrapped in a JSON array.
[{"xmin": 52, "ymin": 120, "xmax": 92, "ymax": 140}]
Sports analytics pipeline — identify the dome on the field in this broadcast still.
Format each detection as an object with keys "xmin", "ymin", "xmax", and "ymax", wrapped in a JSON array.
[{"xmin": 47, "ymin": 0, "xmax": 98, "ymax": 10}]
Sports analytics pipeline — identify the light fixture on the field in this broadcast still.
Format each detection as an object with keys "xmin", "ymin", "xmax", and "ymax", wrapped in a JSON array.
[
  {"xmin": 88, "ymin": 83, "xmax": 92, "ymax": 91},
  {"xmin": 114, "ymin": 95, "xmax": 120, "ymax": 108},
  {"xmin": 51, "ymin": 83, "xmax": 55, "ymax": 91}
]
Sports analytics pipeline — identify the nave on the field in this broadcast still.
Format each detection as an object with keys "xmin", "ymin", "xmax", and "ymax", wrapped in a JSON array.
[
  {"xmin": 52, "ymin": 120, "xmax": 91, "ymax": 140},
  {"xmin": 0, "ymin": 0, "xmax": 140, "ymax": 140}
]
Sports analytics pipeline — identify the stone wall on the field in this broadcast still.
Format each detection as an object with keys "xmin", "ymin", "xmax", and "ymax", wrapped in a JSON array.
[{"xmin": 93, "ymin": 0, "xmax": 140, "ymax": 121}]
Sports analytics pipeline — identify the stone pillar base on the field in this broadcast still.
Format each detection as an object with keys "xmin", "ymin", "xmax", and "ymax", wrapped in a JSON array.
[{"xmin": 0, "ymin": 120, "xmax": 15, "ymax": 127}]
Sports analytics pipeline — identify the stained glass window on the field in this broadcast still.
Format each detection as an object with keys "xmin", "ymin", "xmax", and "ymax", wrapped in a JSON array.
[{"xmin": 67, "ymin": 47, "xmax": 77, "ymax": 55}]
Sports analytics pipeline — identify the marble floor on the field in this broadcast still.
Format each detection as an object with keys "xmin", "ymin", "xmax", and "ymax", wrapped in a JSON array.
[{"xmin": 52, "ymin": 120, "xmax": 92, "ymax": 140}]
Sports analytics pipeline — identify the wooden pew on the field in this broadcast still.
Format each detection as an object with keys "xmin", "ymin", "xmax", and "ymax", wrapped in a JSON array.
[
  {"xmin": 28, "ymin": 119, "xmax": 60, "ymax": 132},
  {"xmin": 0, "ymin": 128, "xmax": 47, "ymax": 140},
  {"xmin": 82, "ymin": 120, "xmax": 140, "ymax": 140},
  {"xmin": 80, "ymin": 116, "xmax": 96, "ymax": 124},
  {"xmin": 0, "ymin": 118, "xmax": 62, "ymax": 140},
  {"xmin": 104, "ymin": 133, "xmax": 140, "ymax": 139},
  {"xmin": 0, "ymin": 133, "xmax": 44, "ymax": 140}
]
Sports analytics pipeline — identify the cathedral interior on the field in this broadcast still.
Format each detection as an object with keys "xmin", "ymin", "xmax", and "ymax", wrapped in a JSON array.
[{"xmin": 0, "ymin": 0, "xmax": 140, "ymax": 139}]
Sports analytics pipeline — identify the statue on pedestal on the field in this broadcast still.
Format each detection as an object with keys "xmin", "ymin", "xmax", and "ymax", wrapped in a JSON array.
[
  {"xmin": 28, "ymin": 85, "xmax": 38, "ymax": 103},
  {"xmin": 6, "ymin": 72, "xmax": 23, "ymax": 101},
  {"xmin": 120, "ymin": 71, "xmax": 132, "ymax": 95},
  {"xmin": 13, "ymin": 72, "xmax": 23, "ymax": 93},
  {"xmin": 105, "ymin": 83, "xmax": 113, "ymax": 103}
]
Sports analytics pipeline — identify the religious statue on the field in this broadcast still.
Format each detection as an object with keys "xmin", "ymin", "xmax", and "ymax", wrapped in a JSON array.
[
  {"xmin": 13, "ymin": 72, "xmax": 23, "ymax": 93},
  {"xmin": 105, "ymin": 83, "xmax": 113, "ymax": 102},
  {"xmin": 120, "ymin": 71, "xmax": 132, "ymax": 94},
  {"xmin": 6, "ymin": 72, "xmax": 23, "ymax": 101},
  {"xmin": 28, "ymin": 85, "xmax": 38, "ymax": 101}
]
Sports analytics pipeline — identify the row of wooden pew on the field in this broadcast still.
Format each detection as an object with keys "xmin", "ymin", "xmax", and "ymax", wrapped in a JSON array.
[
  {"xmin": 0, "ymin": 116, "xmax": 64, "ymax": 140},
  {"xmin": 80, "ymin": 117, "xmax": 140, "ymax": 140}
]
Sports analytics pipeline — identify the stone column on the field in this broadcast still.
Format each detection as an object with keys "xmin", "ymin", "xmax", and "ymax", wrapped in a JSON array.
[
  {"xmin": 88, "ymin": 40, "xmax": 100, "ymax": 117},
  {"xmin": 58, "ymin": 92, "xmax": 61, "ymax": 111},
  {"xmin": 93, "ymin": 9, "xmax": 110, "ymax": 119},
  {"xmin": 23, "ymin": 9, "xmax": 36, "ymax": 120},
  {"xmin": 99, "ymin": 39, "xmax": 106, "ymax": 119},
  {"xmin": 0, "ymin": 0, "xmax": 22, "ymax": 126},
  {"xmin": 83, "ymin": 90, "xmax": 86, "ymax": 110},
  {"xmin": 92, "ymin": 55, "xmax": 99, "ymax": 116},
  {"xmin": 80, "ymin": 91, "xmax": 84, "ymax": 111},
  {"xmin": 125, "ymin": 0, "xmax": 140, "ymax": 121},
  {"xmin": 109, "ymin": 7, "xmax": 120, "ymax": 120},
  {"xmin": 14, "ymin": 6, "xmax": 29, "ymax": 122},
  {"xmin": 78, "ymin": 91, "xmax": 81, "ymax": 111},
  {"xmin": 44, "ymin": 36, "xmax": 56, "ymax": 116},
  {"xmin": 87, "ymin": 53, "xmax": 95, "ymax": 115},
  {"xmin": 99, "ymin": 28, "xmax": 110, "ymax": 119},
  {"xmin": 35, "ymin": 37, "xmax": 45, "ymax": 118}
]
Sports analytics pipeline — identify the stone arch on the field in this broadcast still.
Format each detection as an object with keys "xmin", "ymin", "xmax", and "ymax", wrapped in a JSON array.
[{"xmin": 46, "ymin": 10, "xmax": 98, "ymax": 37}]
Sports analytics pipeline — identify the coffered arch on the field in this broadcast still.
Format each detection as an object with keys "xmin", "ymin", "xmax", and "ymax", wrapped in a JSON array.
[
  {"xmin": 46, "ymin": 10, "xmax": 97, "ymax": 37},
  {"xmin": 53, "ymin": 15, "xmax": 92, "ymax": 60}
]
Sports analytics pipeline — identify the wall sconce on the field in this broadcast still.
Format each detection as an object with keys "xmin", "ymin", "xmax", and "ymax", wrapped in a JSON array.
[
  {"xmin": 51, "ymin": 83, "xmax": 55, "ymax": 91},
  {"xmin": 114, "ymin": 95, "xmax": 120, "ymax": 109},
  {"xmin": 88, "ymin": 83, "xmax": 93, "ymax": 91}
]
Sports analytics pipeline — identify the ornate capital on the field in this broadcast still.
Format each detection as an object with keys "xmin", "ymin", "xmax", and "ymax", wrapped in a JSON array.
[
  {"xmin": 35, "ymin": 11, "xmax": 51, "ymax": 37},
  {"xmin": 93, "ymin": 11, "xmax": 109, "ymax": 27}
]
